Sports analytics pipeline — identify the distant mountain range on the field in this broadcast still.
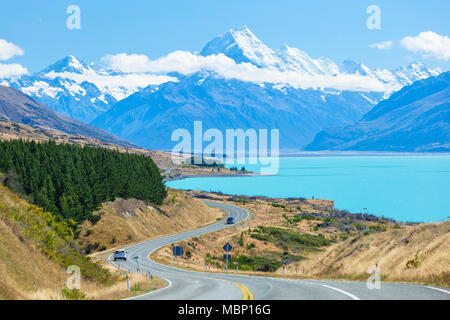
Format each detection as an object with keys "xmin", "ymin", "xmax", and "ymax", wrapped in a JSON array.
[
  {"xmin": 0, "ymin": 26, "xmax": 446, "ymax": 152},
  {"xmin": 306, "ymin": 72, "xmax": 450, "ymax": 152},
  {"xmin": 90, "ymin": 27, "xmax": 442, "ymax": 151},
  {"xmin": 0, "ymin": 85, "xmax": 133, "ymax": 147},
  {"xmin": 91, "ymin": 74, "xmax": 383, "ymax": 151},
  {"xmin": 200, "ymin": 26, "xmax": 440, "ymax": 89}
]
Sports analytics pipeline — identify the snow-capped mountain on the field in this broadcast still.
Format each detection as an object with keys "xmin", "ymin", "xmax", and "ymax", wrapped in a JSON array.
[
  {"xmin": 276, "ymin": 44, "xmax": 340, "ymax": 76},
  {"xmin": 339, "ymin": 59, "xmax": 441, "ymax": 96},
  {"xmin": 39, "ymin": 55, "xmax": 91, "ymax": 75},
  {"xmin": 200, "ymin": 26, "xmax": 340, "ymax": 76},
  {"xmin": 200, "ymin": 26, "xmax": 279, "ymax": 68},
  {"xmin": 1, "ymin": 55, "xmax": 174, "ymax": 122},
  {"xmin": 200, "ymin": 26, "xmax": 440, "ymax": 89}
]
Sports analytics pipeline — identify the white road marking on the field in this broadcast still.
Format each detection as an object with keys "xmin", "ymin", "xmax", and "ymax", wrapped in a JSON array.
[
  {"xmin": 425, "ymin": 286, "xmax": 450, "ymax": 295},
  {"xmin": 321, "ymin": 284, "xmax": 361, "ymax": 300}
]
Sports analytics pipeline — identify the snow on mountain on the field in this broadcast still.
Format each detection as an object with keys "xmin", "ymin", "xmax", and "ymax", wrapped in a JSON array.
[
  {"xmin": 2, "ymin": 55, "xmax": 176, "ymax": 122},
  {"xmin": 200, "ymin": 26, "xmax": 281, "ymax": 69},
  {"xmin": 200, "ymin": 26, "xmax": 340, "ymax": 76},
  {"xmin": 39, "ymin": 55, "xmax": 90, "ymax": 75},
  {"xmin": 201, "ymin": 26, "xmax": 441, "ymax": 94},
  {"xmin": 340, "ymin": 60, "xmax": 441, "ymax": 96}
]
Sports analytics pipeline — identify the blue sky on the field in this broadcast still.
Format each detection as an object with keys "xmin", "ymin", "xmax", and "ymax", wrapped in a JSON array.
[{"xmin": 1, "ymin": 0, "xmax": 449, "ymax": 72}]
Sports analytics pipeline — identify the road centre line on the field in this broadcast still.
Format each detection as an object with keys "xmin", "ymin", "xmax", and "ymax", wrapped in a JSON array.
[{"xmin": 321, "ymin": 284, "xmax": 361, "ymax": 300}]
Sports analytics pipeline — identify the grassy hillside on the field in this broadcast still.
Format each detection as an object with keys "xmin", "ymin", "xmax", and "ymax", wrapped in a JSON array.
[
  {"xmin": 299, "ymin": 220, "xmax": 449, "ymax": 285},
  {"xmin": 0, "ymin": 180, "xmax": 114, "ymax": 299},
  {"xmin": 79, "ymin": 188, "xmax": 226, "ymax": 252}
]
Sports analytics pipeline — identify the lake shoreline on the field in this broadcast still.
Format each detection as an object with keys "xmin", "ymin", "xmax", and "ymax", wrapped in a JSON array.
[
  {"xmin": 166, "ymin": 155, "xmax": 450, "ymax": 223},
  {"xmin": 277, "ymin": 151, "xmax": 450, "ymax": 157},
  {"xmin": 165, "ymin": 171, "xmax": 261, "ymax": 182}
]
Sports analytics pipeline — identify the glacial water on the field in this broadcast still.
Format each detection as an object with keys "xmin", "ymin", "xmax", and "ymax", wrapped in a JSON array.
[{"xmin": 166, "ymin": 155, "xmax": 450, "ymax": 222}]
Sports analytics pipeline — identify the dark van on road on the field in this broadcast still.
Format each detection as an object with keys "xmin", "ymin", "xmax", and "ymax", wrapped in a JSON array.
[{"xmin": 226, "ymin": 217, "xmax": 235, "ymax": 224}]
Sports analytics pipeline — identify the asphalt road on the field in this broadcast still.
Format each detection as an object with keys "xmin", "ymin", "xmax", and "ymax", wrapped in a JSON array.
[{"xmin": 109, "ymin": 201, "xmax": 450, "ymax": 300}]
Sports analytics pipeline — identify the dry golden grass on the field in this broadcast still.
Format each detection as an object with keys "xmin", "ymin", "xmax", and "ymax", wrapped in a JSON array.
[
  {"xmin": 293, "ymin": 221, "xmax": 450, "ymax": 286},
  {"xmin": 84, "ymin": 263, "xmax": 166, "ymax": 300},
  {"xmin": 0, "ymin": 186, "xmax": 69, "ymax": 300}
]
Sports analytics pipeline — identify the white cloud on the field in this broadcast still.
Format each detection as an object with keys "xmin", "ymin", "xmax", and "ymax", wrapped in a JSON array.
[
  {"xmin": 0, "ymin": 63, "xmax": 28, "ymax": 78},
  {"xmin": 0, "ymin": 39, "xmax": 28, "ymax": 79},
  {"xmin": 101, "ymin": 51, "xmax": 391, "ymax": 92},
  {"xmin": 0, "ymin": 39, "xmax": 25, "ymax": 61},
  {"xmin": 401, "ymin": 31, "xmax": 450, "ymax": 60},
  {"xmin": 370, "ymin": 41, "xmax": 393, "ymax": 50},
  {"xmin": 101, "ymin": 53, "xmax": 152, "ymax": 73},
  {"xmin": 43, "ymin": 69, "xmax": 177, "ymax": 100}
]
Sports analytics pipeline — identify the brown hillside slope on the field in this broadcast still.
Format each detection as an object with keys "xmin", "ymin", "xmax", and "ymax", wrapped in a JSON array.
[
  {"xmin": 0, "ymin": 85, "xmax": 133, "ymax": 147},
  {"xmin": 0, "ymin": 183, "xmax": 69, "ymax": 299},
  {"xmin": 79, "ymin": 188, "xmax": 226, "ymax": 252},
  {"xmin": 298, "ymin": 221, "xmax": 450, "ymax": 285}
]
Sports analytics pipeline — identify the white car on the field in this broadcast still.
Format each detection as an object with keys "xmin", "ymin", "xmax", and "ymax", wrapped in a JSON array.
[{"xmin": 113, "ymin": 249, "xmax": 127, "ymax": 261}]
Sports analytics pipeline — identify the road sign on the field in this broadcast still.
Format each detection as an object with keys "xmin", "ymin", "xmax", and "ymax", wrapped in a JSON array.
[
  {"xmin": 133, "ymin": 256, "xmax": 141, "ymax": 272},
  {"xmin": 223, "ymin": 242, "xmax": 232, "ymax": 273},
  {"xmin": 223, "ymin": 243, "xmax": 232, "ymax": 252},
  {"xmin": 223, "ymin": 254, "xmax": 231, "ymax": 261},
  {"xmin": 173, "ymin": 246, "xmax": 183, "ymax": 264},
  {"xmin": 173, "ymin": 246, "xmax": 183, "ymax": 256}
]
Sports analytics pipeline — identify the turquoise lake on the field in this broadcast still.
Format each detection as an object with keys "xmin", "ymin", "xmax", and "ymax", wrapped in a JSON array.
[{"xmin": 166, "ymin": 155, "xmax": 450, "ymax": 222}]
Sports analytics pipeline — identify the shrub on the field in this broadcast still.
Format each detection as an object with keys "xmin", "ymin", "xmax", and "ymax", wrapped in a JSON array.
[
  {"xmin": 61, "ymin": 288, "xmax": 86, "ymax": 300},
  {"xmin": 238, "ymin": 232, "xmax": 244, "ymax": 246},
  {"xmin": 271, "ymin": 203, "xmax": 286, "ymax": 209},
  {"xmin": 339, "ymin": 233, "xmax": 349, "ymax": 241},
  {"xmin": 251, "ymin": 226, "xmax": 332, "ymax": 251}
]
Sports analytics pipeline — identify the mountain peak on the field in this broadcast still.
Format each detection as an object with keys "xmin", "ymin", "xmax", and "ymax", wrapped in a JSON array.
[
  {"xmin": 393, "ymin": 60, "xmax": 441, "ymax": 82},
  {"xmin": 229, "ymin": 25, "xmax": 254, "ymax": 36},
  {"xmin": 200, "ymin": 26, "xmax": 276, "ymax": 68},
  {"xmin": 40, "ymin": 55, "xmax": 90, "ymax": 75}
]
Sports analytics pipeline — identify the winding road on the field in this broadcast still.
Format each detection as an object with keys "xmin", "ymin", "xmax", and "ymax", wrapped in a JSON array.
[{"xmin": 110, "ymin": 201, "xmax": 450, "ymax": 300}]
